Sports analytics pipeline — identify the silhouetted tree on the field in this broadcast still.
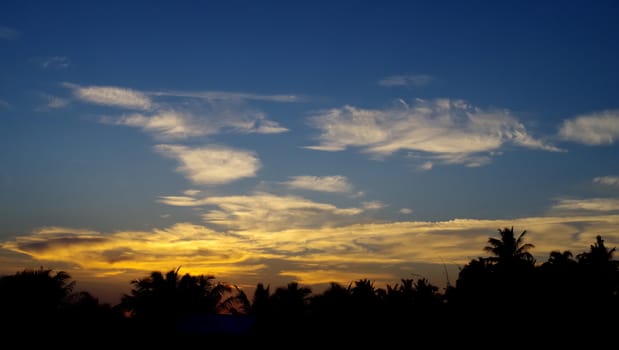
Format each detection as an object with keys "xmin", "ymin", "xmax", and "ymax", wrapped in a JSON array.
[
  {"xmin": 575, "ymin": 236, "xmax": 619, "ymax": 304},
  {"xmin": 0, "ymin": 267, "xmax": 76, "ymax": 335},
  {"xmin": 120, "ymin": 267, "xmax": 236, "ymax": 335},
  {"xmin": 484, "ymin": 226, "xmax": 535, "ymax": 268}
]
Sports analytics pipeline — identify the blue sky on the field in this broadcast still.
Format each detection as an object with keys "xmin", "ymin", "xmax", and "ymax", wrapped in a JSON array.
[{"xmin": 1, "ymin": 0, "xmax": 619, "ymax": 303}]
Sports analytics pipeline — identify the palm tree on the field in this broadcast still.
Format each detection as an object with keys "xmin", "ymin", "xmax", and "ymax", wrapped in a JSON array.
[
  {"xmin": 484, "ymin": 226, "xmax": 536, "ymax": 268},
  {"xmin": 121, "ymin": 267, "xmax": 233, "ymax": 323},
  {"xmin": 0, "ymin": 267, "xmax": 76, "ymax": 334},
  {"xmin": 575, "ymin": 235, "xmax": 618, "ymax": 301}
]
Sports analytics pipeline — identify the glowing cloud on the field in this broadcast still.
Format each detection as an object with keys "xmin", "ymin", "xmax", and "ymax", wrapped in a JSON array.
[
  {"xmin": 558, "ymin": 110, "xmax": 619, "ymax": 145},
  {"xmin": 284, "ymin": 175, "xmax": 354, "ymax": 193},
  {"xmin": 155, "ymin": 144, "xmax": 261, "ymax": 185},
  {"xmin": 3, "ymin": 215, "xmax": 619, "ymax": 297},
  {"xmin": 64, "ymin": 83, "xmax": 153, "ymax": 110},
  {"xmin": 306, "ymin": 98, "xmax": 559, "ymax": 167},
  {"xmin": 399, "ymin": 208, "xmax": 413, "ymax": 214}
]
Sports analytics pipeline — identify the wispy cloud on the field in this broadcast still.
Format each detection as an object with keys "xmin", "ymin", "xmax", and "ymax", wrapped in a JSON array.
[
  {"xmin": 148, "ymin": 90, "xmax": 300, "ymax": 103},
  {"xmin": 109, "ymin": 108, "xmax": 287, "ymax": 140},
  {"xmin": 378, "ymin": 74, "xmax": 434, "ymax": 87},
  {"xmin": 551, "ymin": 198, "xmax": 619, "ymax": 212},
  {"xmin": 0, "ymin": 99, "xmax": 9, "ymax": 108},
  {"xmin": 306, "ymin": 98, "xmax": 559, "ymax": 167},
  {"xmin": 362, "ymin": 201, "xmax": 386, "ymax": 210},
  {"xmin": 64, "ymin": 83, "xmax": 290, "ymax": 139},
  {"xmin": 63, "ymin": 83, "xmax": 153, "ymax": 110},
  {"xmin": 0, "ymin": 26, "xmax": 20, "ymax": 40},
  {"xmin": 32, "ymin": 56, "xmax": 70, "ymax": 69},
  {"xmin": 558, "ymin": 110, "xmax": 619, "ymax": 145},
  {"xmin": 593, "ymin": 176, "xmax": 619, "ymax": 188},
  {"xmin": 159, "ymin": 191, "xmax": 364, "ymax": 230},
  {"xmin": 36, "ymin": 94, "xmax": 68, "ymax": 111},
  {"xmin": 155, "ymin": 144, "xmax": 261, "ymax": 185},
  {"xmin": 399, "ymin": 208, "xmax": 413, "ymax": 214},
  {"xmin": 284, "ymin": 175, "xmax": 353, "ymax": 193}
]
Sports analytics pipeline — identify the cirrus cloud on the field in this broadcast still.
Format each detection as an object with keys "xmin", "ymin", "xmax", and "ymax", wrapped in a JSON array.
[
  {"xmin": 306, "ymin": 98, "xmax": 559, "ymax": 167},
  {"xmin": 63, "ymin": 83, "xmax": 153, "ymax": 110},
  {"xmin": 159, "ymin": 191, "xmax": 364, "ymax": 230}
]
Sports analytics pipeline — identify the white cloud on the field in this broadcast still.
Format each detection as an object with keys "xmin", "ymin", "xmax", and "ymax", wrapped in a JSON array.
[
  {"xmin": 558, "ymin": 110, "xmax": 619, "ymax": 145},
  {"xmin": 399, "ymin": 208, "xmax": 413, "ymax": 214},
  {"xmin": 155, "ymin": 144, "xmax": 261, "ymax": 185},
  {"xmin": 63, "ymin": 83, "xmax": 153, "ymax": 110},
  {"xmin": 593, "ymin": 176, "xmax": 619, "ymax": 188},
  {"xmin": 552, "ymin": 198, "xmax": 619, "ymax": 212},
  {"xmin": 0, "ymin": 26, "xmax": 20, "ymax": 40},
  {"xmin": 378, "ymin": 74, "xmax": 434, "ymax": 87},
  {"xmin": 110, "ymin": 108, "xmax": 287, "ymax": 140},
  {"xmin": 284, "ymin": 175, "xmax": 353, "ymax": 193},
  {"xmin": 306, "ymin": 98, "xmax": 559, "ymax": 167},
  {"xmin": 63, "ymin": 83, "xmax": 291, "ymax": 138},
  {"xmin": 112, "ymin": 111, "xmax": 217, "ymax": 139}
]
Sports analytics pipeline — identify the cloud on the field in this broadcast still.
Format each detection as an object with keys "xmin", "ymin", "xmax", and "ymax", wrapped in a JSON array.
[
  {"xmin": 109, "ymin": 108, "xmax": 287, "ymax": 140},
  {"xmin": 284, "ymin": 175, "xmax": 353, "ymax": 193},
  {"xmin": 3, "ymin": 214, "xmax": 619, "ymax": 297},
  {"xmin": 148, "ymin": 90, "xmax": 300, "ymax": 103},
  {"xmin": 378, "ymin": 74, "xmax": 434, "ymax": 87},
  {"xmin": 0, "ymin": 26, "xmax": 20, "ymax": 40},
  {"xmin": 159, "ymin": 191, "xmax": 364, "ymax": 230},
  {"xmin": 362, "ymin": 201, "xmax": 386, "ymax": 210},
  {"xmin": 155, "ymin": 144, "xmax": 261, "ymax": 185},
  {"xmin": 63, "ymin": 83, "xmax": 291, "ymax": 139},
  {"xmin": 0, "ymin": 99, "xmax": 9, "ymax": 108},
  {"xmin": 63, "ymin": 83, "xmax": 153, "ymax": 110},
  {"xmin": 558, "ymin": 110, "xmax": 619, "ymax": 145},
  {"xmin": 1, "ymin": 223, "xmax": 261, "ymax": 276},
  {"xmin": 551, "ymin": 198, "xmax": 619, "ymax": 212},
  {"xmin": 46, "ymin": 96, "xmax": 68, "ymax": 108},
  {"xmin": 33, "ymin": 56, "xmax": 70, "ymax": 69},
  {"xmin": 399, "ymin": 208, "xmax": 413, "ymax": 214},
  {"xmin": 593, "ymin": 176, "xmax": 619, "ymax": 188},
  {"xmin": 36, "ymin": 95, "xmax": 69, "ymax": 111},
  {"xmin": 306, "ymin": 98, "xmax": 559, "ymax": 167}
]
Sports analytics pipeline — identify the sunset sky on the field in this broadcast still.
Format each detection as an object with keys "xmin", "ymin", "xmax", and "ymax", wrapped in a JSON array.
[{"xmin": 1, "ymin": 0, "xmax": 619, "ymax": 304}]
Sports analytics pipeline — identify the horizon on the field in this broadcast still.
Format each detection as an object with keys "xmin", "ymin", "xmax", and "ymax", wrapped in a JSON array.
[{"xmin": 1, "ymin": 0, "xmax": 619, "ymax": 306}]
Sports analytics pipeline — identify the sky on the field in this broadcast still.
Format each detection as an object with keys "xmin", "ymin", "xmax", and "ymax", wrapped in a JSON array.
[{"xmin": 1, "ymin": 0, "xmax": 619, "ymax": 304}]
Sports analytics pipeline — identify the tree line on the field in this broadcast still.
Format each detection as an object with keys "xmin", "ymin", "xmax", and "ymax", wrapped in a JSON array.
[{"xmin": 1, "ymin": 227, "xmax": 617, "ymax": 344}]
